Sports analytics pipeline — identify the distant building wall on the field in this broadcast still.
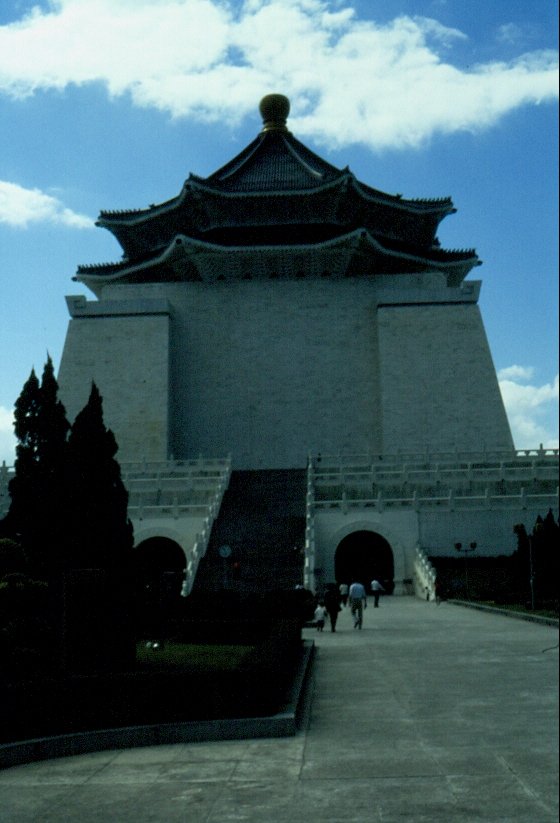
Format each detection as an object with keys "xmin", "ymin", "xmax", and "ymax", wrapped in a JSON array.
[
  {"xmin": 57, "ymin": 297, "xmax": 170, "ymax": 462},
  {"xmin": 377, "ymin": 302, "xmax": 514, "ymax": 453},
  {"xmin": 57, "ymin": 273, "xmax": 513, "ymax": 469},
  {"xmin": 100, "ymin": 278, "xmax": 384, "ymax": 468},
  {"xmin": 308, "ymin": 500, "xmax": 556, "ymax": 594},
  {"xmin": 168, "ymin": 278, "xmax": 384, "ymax": 469}
]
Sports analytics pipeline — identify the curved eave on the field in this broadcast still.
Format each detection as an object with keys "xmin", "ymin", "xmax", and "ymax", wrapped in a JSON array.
[
  {"xmin": 97, "ymin": 174, "xmax": 454, "ymax": 259},
  {"xmin": 75, "ymin": 230, "xmax": 480, "ymax": 293},
  {"xmin": 350, "ymin": 177, "xmax": 455, "ymax": 216},
  {"xmin": 98, "ymin": 170, "xmax": 453, "ymax": 228},
  {"xmin": 95, "ymin": 170, "xmax": 353, "ymax": 233}
]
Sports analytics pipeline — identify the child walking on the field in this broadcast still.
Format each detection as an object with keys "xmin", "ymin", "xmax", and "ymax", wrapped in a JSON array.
[{"xmin": 314, "ymin": 601, "xmax": 327, "ymax": 631}]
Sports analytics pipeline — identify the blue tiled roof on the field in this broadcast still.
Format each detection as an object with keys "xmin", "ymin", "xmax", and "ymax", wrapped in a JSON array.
[{"xmin": 203, "ymin": 131, "xmax": 343, "ymax": 192}]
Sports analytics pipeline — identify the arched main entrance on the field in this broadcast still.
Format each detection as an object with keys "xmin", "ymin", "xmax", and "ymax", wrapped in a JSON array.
[
  {"xmin": 134, "ymin": 536, "xmax": 186, "ymax": 603},
  {"xmin": 334, "ymin": 530, "xmax": 394, "ymax": 593}
]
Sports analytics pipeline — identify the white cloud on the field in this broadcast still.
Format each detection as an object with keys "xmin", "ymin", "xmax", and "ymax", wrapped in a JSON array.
[
  {"xmin": 0, "ymin": 0, "xmax": 557, "ymax": 151},
  {"xmin": 0, "ymin": 406, "xmax": 16, "ymax": 468},
  {"xmin": 497, "ymin": 365, "xmax": 534, "ymax": 382},
  {"xmin": 496, "ymin": 22, "xmax": 523, "ymax": 45},
  {"xmin": 0, "ymin": 181, "xmax": 94, "ymax": 228},
  {"xmin": 499, "ymin": 371, "xmax": 559, "ymax": 450}
]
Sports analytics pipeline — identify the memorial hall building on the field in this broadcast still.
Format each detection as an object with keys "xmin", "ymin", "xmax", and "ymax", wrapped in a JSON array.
[{"xmin": 41, "ymin": 95, "xmax": 557, "ymax": 595}]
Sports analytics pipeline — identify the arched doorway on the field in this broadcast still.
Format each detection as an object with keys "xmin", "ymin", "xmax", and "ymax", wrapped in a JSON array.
[
  {"xmin": 134, "ymin": 537, "xmax": 186, "ymax": 620},
  {"xmin": 334, "ymin": 530, "xmax": 394, "ymax": 593}
]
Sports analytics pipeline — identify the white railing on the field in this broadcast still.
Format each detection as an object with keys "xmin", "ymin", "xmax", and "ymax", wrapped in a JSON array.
[
  {"xmin": 182, "ymin": 517, "xmax": 214, "ymax": 597},
  {"xmin": 121, "ymin": 456, "xmax": 232, "ymax": 476},
  {"xmin": 414, "ymin": 546, "xmax": 437, "ymax": 601},
  {"xmin": 123, "ymin": 456, "xmax": 231, "ymax": 521},
  {"xmin": 123, "ymin": 457, "xmax": 231, "ymax": 595},
  {"xmin": 312, "ymin": 461, "xmax": 558, "ymax": 487},
  {"xmin": 310, "ymin": 447, "xmax": 558, "ymax": 471},
  {"xmin": 304, "ymin": 458, "xmax": 316, "ymax": 591},
  {"xmin": 307, "ymin": 448, "xmax": 559, "ymax": 515},
  {"xmin": 311, "ymin": 488, "xmax": 558, "ymax": 513}
]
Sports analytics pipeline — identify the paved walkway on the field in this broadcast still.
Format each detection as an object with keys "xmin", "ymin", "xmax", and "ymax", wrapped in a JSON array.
[{"xmin": 1, "ymin": 598, "xmax": 558, "ymax": 822}]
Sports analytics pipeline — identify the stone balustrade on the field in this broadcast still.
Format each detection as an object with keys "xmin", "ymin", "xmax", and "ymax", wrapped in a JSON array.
[
  {"xmin": 413, "ymin": 546, "xmax": 437, "ymax": 601},
  {"xmin": 304, "ymin": 462, "xmax": 316, "ymax": 590},
  {"xmin": 308, "ymin": 449, "xmax": 558, "ymax": 513}
]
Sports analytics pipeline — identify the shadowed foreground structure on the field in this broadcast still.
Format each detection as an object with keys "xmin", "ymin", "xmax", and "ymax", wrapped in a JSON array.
[{"xmin": 1, "ymin": 599, "xmax": 557, "ymax": 822}]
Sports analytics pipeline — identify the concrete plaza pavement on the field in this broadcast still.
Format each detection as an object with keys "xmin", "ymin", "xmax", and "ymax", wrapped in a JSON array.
[{"xmin": 1, "ymin": 597, "xmax": 558, "ymax": 822}]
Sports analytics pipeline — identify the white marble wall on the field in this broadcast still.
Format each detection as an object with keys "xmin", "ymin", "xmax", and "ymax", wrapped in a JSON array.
[
  {"xmin": 58, "ymin": 302, "xmax": 170, "ymax": 462},
  {"xmin": 377, "ymin": 302, "xmax": 514, "ymax": 453},
  {"xmin": 57, "ymin": 272, "xmax": 513, "ymax": 469}
]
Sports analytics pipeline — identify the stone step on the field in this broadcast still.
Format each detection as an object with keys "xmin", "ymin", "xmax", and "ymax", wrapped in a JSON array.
[{"xmin": 192, "ymin": 469, "xmax": 306, "ymax": 593}]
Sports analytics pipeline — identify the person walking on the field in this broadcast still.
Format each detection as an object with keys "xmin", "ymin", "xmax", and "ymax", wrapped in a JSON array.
[
  {"xmin": 348, "ymin": 580, "xmax": 367, "ymax": 629},
  {"xmin": 370, "ymin": 578, "xmax": 385, "ymax": 607},
  {"xmin": 313, "ymin": 601, "xmax": 327, "ymax": 631},
  {"xmin": 338, "ymin": 582, "xmax": 349, "ymax": 607},
  {"xmin": 324, "ymin": 584, "xmax": 342, "ymax": 632}
]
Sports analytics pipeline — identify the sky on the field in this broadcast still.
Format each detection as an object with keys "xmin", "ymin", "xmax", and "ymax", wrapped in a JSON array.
[{"xmin": 0, "ymin": 0, "xmax": 558, "ymax": 465}]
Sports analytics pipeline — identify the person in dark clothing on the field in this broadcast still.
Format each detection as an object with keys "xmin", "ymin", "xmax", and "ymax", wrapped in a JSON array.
[
  {"xmin": 370, "ymin": 578, "xmax": 385, "ymax": 607},
  {"xmin": 324, "ymin": 584, "xmax": 342, "ymax": 632}
]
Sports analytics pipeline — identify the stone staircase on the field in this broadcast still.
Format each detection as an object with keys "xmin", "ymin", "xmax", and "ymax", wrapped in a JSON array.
[{"xmin": 192, "ymin": 469, "xmax": 307, "ymax": 593}]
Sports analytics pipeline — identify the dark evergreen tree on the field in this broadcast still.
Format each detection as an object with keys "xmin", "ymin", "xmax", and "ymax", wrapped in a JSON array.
[
  {"xmin": 511, "ymin": 523, "xmax": 530, "ymax": 597},
  {"xmin": 64, "ymin": 382, "xmax": 133, "ymax": 570},
  {"xmin": 37, "ymin": 356, "xmax": 70, "ymax": 478},
  {"xmin": 5, "ymin": 369, "xmax": 42, "ymax": 561},
  {"xmin": 531, "ymin": 510, "xmax": 559, "ymax": 600},
  {"xmin": 4, "ymin": 358, "xmax": 70, "ymax": 574},
  {"xmin": 2, "ymin": 367, "xmax": 135, "ymax": 674},
  {"xmin": 512, "ymin": 512, "xmax": 559, "ymax": 607}
]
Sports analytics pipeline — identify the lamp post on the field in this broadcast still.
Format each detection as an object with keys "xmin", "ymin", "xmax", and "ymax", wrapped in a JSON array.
[
  {"xmin": 454, "ymin": 541, "xmax": 477, "ymax": 598},
  {"xmin": 218, "ymin": 544, "xmax": 232, "ymax": 588}
]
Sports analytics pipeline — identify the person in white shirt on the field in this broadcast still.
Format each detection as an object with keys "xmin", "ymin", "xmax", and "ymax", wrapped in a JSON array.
[
  {"xmin": 314, "ymin": 602, "xmax": 327, "ymax": 631},
  {"xmin": 370, "ymin": 578, "xmax": 385, "ymax": 608},
  {"xmin": 348, "ymin": 581, "xmax": 367, "ymax": 628}
]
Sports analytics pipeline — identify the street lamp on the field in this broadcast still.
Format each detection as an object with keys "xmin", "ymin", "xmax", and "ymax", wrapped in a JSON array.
[{"xmin": 454, "ymin": 541, "xmax": 477, "ymax": 598}]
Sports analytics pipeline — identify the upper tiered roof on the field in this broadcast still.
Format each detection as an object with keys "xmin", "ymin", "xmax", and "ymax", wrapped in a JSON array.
[{"xmin": 76, "ymin": 94, "xmax": 480, "ymax": 295}]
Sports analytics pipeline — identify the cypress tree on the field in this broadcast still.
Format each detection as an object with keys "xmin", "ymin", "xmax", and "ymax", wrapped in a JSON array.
[
  {"xmin": 64, "ymin": 382, "xmax": 133, "ymax": 570},
  {"xmin": 5, "ymin": 369, "xmax": 42, "ymax": 564},
  {"xmin": 36, "ymin": 356, "xmax": 70, "ymax": 479},
  {"xmin": 5, "ymin": 358, "xmax": 70, "ymax": 574}
]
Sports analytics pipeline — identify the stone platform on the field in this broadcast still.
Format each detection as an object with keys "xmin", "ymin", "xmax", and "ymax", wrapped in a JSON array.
[{"xmin": 1, "ymin": 598, "xmax": 557, "ymax": 822}]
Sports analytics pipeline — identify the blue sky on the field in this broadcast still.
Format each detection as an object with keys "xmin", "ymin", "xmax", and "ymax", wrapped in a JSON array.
[{"xmin": 0, "ymin": 0, "xmax": 558, "ymax": 464}]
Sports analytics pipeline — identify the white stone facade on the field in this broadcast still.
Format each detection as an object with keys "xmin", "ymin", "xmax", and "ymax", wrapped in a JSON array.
[
  {"xmin": 377, "ymin": 301, "xmax": 513, "ymax": 453},
  {"xmin": 58, "ymin": 296, "xmax": 170, "ymax": 462},
  {"xmin": 57, "ymin": 272, "xmax": 513, "ymax": 470},
  {"xmin": 304, "ymin": 450, "xmax": 558, "ymax": 593}
]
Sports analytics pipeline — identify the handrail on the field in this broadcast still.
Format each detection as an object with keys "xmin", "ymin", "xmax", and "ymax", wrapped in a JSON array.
[
  {"xmin": 309, "ymin": 448, "xmax": 558, "ymax": 470},
  {"xmin": 311, "ymin": 490, "xmax": 557, "ymax": 512},
  {"xmin": 414, "ymin": 546, "xmax": 437, "ymax": 601},
  {"xmin": 304, "ymin": 457, "xmax": 316, "ymax": 591}
]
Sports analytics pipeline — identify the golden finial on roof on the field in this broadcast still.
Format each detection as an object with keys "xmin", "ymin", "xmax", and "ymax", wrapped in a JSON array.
[{"xmin": 259, "ymin": 94, "xmax": 290, "ymax": 132}]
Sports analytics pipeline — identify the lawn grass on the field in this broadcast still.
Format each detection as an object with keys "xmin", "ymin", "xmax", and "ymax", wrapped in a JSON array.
[{"xmin": 136, "ymin": 641, "xmax": 254, "ymax": 671}]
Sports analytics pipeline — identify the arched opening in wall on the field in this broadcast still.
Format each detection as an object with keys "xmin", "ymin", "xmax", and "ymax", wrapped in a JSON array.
[
  {"xmin": 334, "ymin": 531, "xmax": 394, "ymax": 594},
  {"xmin": 134, "ymin": 538, "xmax": 186, "ymax": 631}
]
